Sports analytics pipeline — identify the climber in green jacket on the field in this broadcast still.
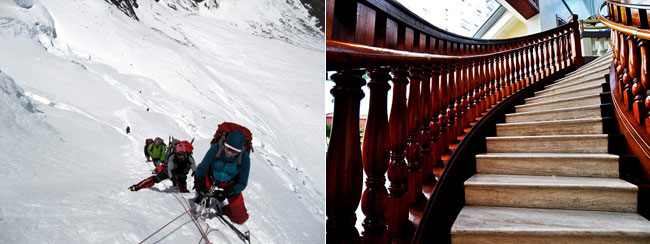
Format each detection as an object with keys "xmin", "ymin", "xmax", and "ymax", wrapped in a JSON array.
[{"xmin": 147, "ymin": 137, "xmax": 166, "ymax": 169}]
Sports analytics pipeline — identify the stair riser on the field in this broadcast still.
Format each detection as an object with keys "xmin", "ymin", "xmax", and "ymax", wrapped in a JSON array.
[
  {"xmin": 517, "ymin": 96, "xmax": 601, "ymax": 113},
  {"xmin": 476, "ymin": 157, "xmax": 619, "ymax": 177},
  {"xmin": 486, "ymin": 137, "xmax": 608, "ymax": 153},
  {"xmin": 526, "ymin": 85, "xmax": 603, "ymax": 103},
  {"xmin": 537, "ymin": 79, "xmax": 604, "ymax": 96},
  {"xmin": 496, "ymin": 120, "xmax": 603, "ymax": 136},
  {"xmin": 452, "ymin": 235, "xmax": 650, "ymax": 244},
  {"xmin": 465, "ymin": 187, "xmax": 637, "ymax": 212},
  {"xmin": 505, "ymin": 107, "xmax": 601, "ymax": 123}
]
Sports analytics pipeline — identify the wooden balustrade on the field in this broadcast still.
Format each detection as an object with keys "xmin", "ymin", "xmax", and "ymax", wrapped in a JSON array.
[
  {"xmin": 598, "ymin": 1, "xmax": 650, "ymax": 187},
  {"xmin": 327, "ymin": 0, "xmax": 583, "ymax": 242}
]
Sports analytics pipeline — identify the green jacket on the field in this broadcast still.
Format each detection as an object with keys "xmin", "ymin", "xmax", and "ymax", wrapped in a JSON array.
[{"xmin": 147, "ymin": 143, "xmax": 166, "ymax": 159}]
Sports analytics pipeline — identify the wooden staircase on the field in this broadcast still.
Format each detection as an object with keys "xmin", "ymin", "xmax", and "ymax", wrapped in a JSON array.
[{"xmin": 450, "ymin": 53, "xmax": 650, "ymax": 243}]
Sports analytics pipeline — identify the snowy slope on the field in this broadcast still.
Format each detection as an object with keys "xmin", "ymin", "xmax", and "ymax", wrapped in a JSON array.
[{"xmin": 0, "ymin": 0, "xmax": 324, "ymax": 243}]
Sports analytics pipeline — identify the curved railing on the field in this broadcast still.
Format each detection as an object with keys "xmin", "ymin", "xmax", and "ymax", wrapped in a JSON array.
[
  {"xmin": 598, "ymin": 0, "xmax": 650, "ymax": 220},
  {"xmin": 327, "ymin": 0, "xmax": 583, "ymax": 58},
  {"xmin": 326, "ymin": 1, "xmax": 584, "ymax": 241}
]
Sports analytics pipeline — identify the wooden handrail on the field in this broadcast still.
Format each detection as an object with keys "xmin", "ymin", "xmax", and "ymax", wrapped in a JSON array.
[
  {"xmin": 596, "ymin": 0, "xmax": 650, "ymax": 198},
  {"xmin": 326, "ymin": 2, "xmax": 584, "ymax": 241},
  {"xmin": 327, "ymin": 0, "xmax": 585, "ymax": 56}
]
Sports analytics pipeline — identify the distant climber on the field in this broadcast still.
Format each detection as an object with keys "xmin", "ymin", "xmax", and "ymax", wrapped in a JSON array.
[
  {"xmin": 129, "ymin": 141, "xmax": 196, "ymax": 192},
  {"xmin": 147, "ymin": 137, "xmax": 166, "ymax": 169},
  {"xmin": 193, "ymin": 122, "xmax": 253, "ymax": 224},
  {"xmin": 146, "ymin": 108, "xmax": 149, "ymax": 112},
  {"xmin": 144, "ymin": 138, "xmax": 153, "ymax": 162},
  {"xmin": 126, "ymin": 126, "xmax": 130, "ymax": 134}
]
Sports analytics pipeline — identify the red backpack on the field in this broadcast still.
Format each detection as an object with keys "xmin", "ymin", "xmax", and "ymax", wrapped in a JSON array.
[{"xmin": 210, "ymin": 122, "xmax": 253, "ymax": 153}]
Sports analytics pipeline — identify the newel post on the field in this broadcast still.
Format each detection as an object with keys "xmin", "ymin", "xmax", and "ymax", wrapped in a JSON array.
[
  {"xmin": 327, "ymin": 69, "xmax": 366, "ymax": 244},
  {"xmin": 386, "ymin": 66, "xmax": 409, "ymax": 237},
  {"xmin": 361, "ymin": 68, "xmax": 391, "ymax": 243},
  {"xmin": 569, "ymin": 15, "xmax": 584, "ymax": 66}
]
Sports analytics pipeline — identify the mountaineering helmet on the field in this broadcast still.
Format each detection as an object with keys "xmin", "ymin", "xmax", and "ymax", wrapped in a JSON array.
[
  {"xmin": 224, "ymin": 130, "xmax": 245, "ymax": 154},
  {"xmin": 175, "ymin": 143, "xmax": 186, "ymax": 159}
]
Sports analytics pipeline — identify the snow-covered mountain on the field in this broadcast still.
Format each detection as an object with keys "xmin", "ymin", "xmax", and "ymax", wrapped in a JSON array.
[{"xmin": 0, "ymin": 0, "xmax": 324, "ymax": 243}]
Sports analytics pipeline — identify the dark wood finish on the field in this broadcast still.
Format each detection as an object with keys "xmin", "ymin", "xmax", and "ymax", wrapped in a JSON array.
[
  {"xmin": 355, "ymin": 3, "xmax": 376, "ymax": 46},
  {"xmin": 327, "ymin": 2, "xmax": 586, "ymax": 242},
  {"xmin": 504, "ymin": 0, "xmax": 540, "ymax": 19},
  {"xmin": 361, "ymin": 68, "xmax": 391, "ymax": 243},
  {"xmin": 326, "ymin": 69, "xmax": 366, "ymax": 244},
  {"xmin": 386, "ymin": 67, "xmax": 409, "ymax": 237},
  {"xmin": 406, "ymin": 66, "xmax": 422, "ymax": 204}
]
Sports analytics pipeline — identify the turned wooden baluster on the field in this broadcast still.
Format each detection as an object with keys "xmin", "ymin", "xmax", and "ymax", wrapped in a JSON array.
[
  {"xmin": 430, "ymin": 64, "xmax": 441, "ymax": 169},
  {"xmin": 641, "ymin": 40, "xmax": 650, "ymax": 130},
  {"xmin": 618, "ymin": 32, "xmax": 628, "ymax": 98},
  {"xmin": 528, "ymin": 41, "xmax": 534, "ymax": 85},
  {"xmin": 479, "ymin": 59, "xmax": 488, "ymax": 114},
  {"xmin": 558, "ymin": 33, "xmax": 565, "ymax": 70},
  {"xmin": 446, "ymin": 63, "xmax": 457, "ymax": 148},
  {"xmin": 521, "ymin": 43, "xmax": 527, "ymax": 87},
  {"xmin": 613, "ymin": 30, "xmax": 620, "ymax": 76},
  {"xmin": 361, "ymin": 68, "xmax": 391, "ymax": 243},
  {"xmin": 457, "ymin": 62, "xmax": 468, "ymax": 136},
  {"xmin": 545, "ymin": 36, "xmax": 552, "ymax": 76},
  {"xmin": 386, "ymin": 66, "xmax": 409, "ymax": 237},
  {"xmin": 327, "ymin": 69, "xmax": 366, "ymax": 244},
  {"xmin": 629, "ymin": 37, "xmax": 644, "ymax": 123},
  {"xmin": 536, "ymin": 40, "xmax": 543, "ymax": 80},
  {"xmin": 624, "ymin": 35, "xmax": 635, "ymax": 108},
  {"xmin": 498, "ymin": 55, "xmax": 506, "ymax": 101},
  {"xmin": 470, "ymin": 60, "xmax": 479, "ymax": 122},
  {"xmin": 556, "ymin": 34, "xmax": 562, "ymax": 71},
  {"xmin": 488, "ymin": 58, "xmax": 496, "ymax": 107},
  {"xmin": 564, "ymin": 31, "xmax": 573, "ymax": 67},
  {"xmin": 406, "ymin": 66, "xmax": 422, "ymax": 204},
  {"xmin": 503, "ymin": 50, "xmax": 511, "ymax": 98},
  {"xmin": 466, "ymin": 60, "xmax": 473, "ymax": 127},
  {"xmin": 420, "ymin": 66, "xmax": 433, "ymax": 183},
  {"xmin": 439, "ymin": 63, "xmax": 449, "ymax": 156}
]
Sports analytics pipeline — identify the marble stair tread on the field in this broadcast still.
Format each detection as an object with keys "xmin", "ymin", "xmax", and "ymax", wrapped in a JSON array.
[
  {"xmin": 505, "ymin": 104, "xmax": 602, "ymax": 123},
  {"xmin": 451, "ymin": 206, "xmax": 650, "ymax": 243},
  {"xmin": 464, "ymin": 174, "xmax": 636, "ymax": 190},
  {"xmin": 516, "ymin": 94, "xmax": 601, "ymax": 113},
  {"xmin": 476, "ymin": 153, "xmax": 619, "ymax": 177},
  {"xmin": 536, "ymin": 77, "xmax": 605, "ymax": 96},
  {"xmin": 496, "ymin": 118, "xmax": 603, "ymax": 136},
  {"xmin": 549, "ymin": 67, "xmax": 609, "ymax": 85},
  {"xmin": 486, "ymin": 134, "xmax": 609, "ymax": 153},
  {"xmin": 464, "ymin": 174, "xmax": 637, "ymax": 212},
  {"xmin": 526, "ymin": 83, "xmax": 603, "ymax": 103}
]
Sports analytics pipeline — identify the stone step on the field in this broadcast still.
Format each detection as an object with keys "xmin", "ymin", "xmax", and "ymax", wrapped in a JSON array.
[
  {"xmin": 505, "ymin": 104, "xmax": 605, "ymax": 123},
  {"xmin": 526, "ymin": 83, "xmax": 605, "ymax": 103},
  {"xmin": 486, "ymin": 134, "xmax": 609, "ymax": 153},
  {"xmin": 451, "ymin": 206, "xmax": 650, "ymax": 244},
  {"xmin": 475, "ymin": 153, "xmax": 619, "ymax": 177},
  {"xmin": 496, "ymin": 118, "xmax": 604, "ymax": 136},
  {"xmin": 551, "ymin": 66, "xmax": 608, "ymax": 85},
  {"xmin": 517, "ymin": 94, "xmax": 601, "ymax": 113},
  {"xmin": 537, "ymin": 76, "xmax": 605, "ymax": 96},
  {"xmin": 560, "ymin": 56, "xmax": 611, "ymax": 78},
  {"xmin": 464, "ymin": 174, "xmax": 637, "ymax": 212}
]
